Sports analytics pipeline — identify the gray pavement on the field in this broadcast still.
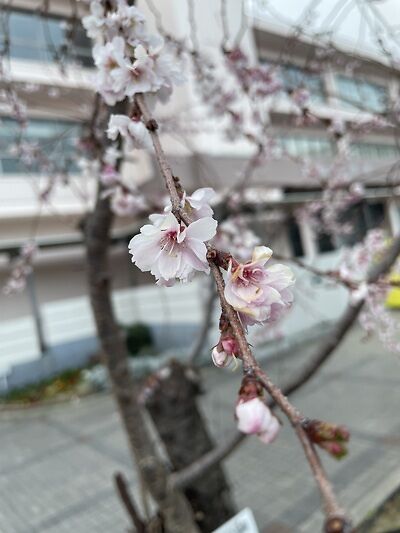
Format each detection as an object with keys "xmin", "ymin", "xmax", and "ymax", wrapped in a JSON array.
[{"xmin": 1, "ymin": 324, "xmax": 399, "ymax": 532}]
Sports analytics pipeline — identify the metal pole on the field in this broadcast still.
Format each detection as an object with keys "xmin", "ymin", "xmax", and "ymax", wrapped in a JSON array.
[{"xmin": 26, "ymin": 270, "xmax": 47, "ymax": 355}]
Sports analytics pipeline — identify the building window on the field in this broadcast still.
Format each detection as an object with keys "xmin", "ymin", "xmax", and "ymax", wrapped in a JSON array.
[
  {"xmin": 0, "ymin": 118, "xmax": 81, "ymax": 175},
  {"xmin": 280, "ymin": 64, "xmax": 325, "ymax": 103},
  {"xmin": 335, "ymin": 75, "xmax": 387, "ymax": 113},
  {"xmin": 287, "ymin": 216, "xmax": 304, "ymax": 257},
  {"xmin": 0, "ymin": 9, "xmax": 92, "ymax": 66},
  {"xmin": 337, "ymin": 201, "xmax": 385, "ymax": 247},
  {"xmin": 316, "ymin": 231, "xmax": 335, "ymax": 253},
  {"xmin": 350, "ymin": 142, "xmax": 398, "ymax": 160},
  {"xmin": 278, "ymin": 135, "xmax": 333, "ymax": 157}
]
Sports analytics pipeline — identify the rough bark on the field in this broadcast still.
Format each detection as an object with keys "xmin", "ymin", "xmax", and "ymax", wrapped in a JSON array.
[
  {"xmin": 84, "ymin": 194, "xmax": 198, "ymax": 533},
  {"xmin": 145, "ymin": 360, "xmax": 236, "ymax": 532}
]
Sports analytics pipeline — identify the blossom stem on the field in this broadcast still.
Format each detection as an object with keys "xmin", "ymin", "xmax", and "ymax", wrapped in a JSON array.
[{"xmin": 135, "ymin": 94, "xmax": 184, "ymax": 217}]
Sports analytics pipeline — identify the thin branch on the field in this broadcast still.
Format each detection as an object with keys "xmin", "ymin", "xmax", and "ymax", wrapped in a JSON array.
[
  {"xmin": 220, "ymin": 0, "xmax": 230, "ymax": 50},
  {"xmin": 172, "ymin": 232, "xmax": 400, "ymax": 495},
  {"xmin": 189, "ymin": 278, "xmax": 216, "ymax": 364},
  {"xmin": 114, "ymin": 472, "xmax": 147, "ymax": 533},
  {"xmin": 273, "ymin": 253, "xmax": 354, "ymax": 289},
  {"xmin": 171, "ymin": 432, "xmax": 246, "ymax": 490}
]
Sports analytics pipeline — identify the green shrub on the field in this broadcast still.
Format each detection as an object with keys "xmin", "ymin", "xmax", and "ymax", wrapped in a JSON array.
[{"xmin": 124, "ymin": 322, "xmax": 153, "ymax": 356}]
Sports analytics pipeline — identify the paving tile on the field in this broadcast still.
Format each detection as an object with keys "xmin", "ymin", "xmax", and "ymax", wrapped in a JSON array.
[{"xmin": 0, "ymin": 324, "xmax": 399, "ymax": 531}]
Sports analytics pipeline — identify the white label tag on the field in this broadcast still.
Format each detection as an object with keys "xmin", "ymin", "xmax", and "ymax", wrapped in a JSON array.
[{"xmin": 213, "ymin": 508, "xmax": 259, "ymax": 533}]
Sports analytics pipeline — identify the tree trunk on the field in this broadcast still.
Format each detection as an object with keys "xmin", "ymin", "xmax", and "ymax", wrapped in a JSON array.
[
  {"xmin": 145, "ymin": 360, "xmax": 236, "ymax": 532},
  {"xmin": 84, "ymin": 194, "xmax": 198, "ymax": 533}
]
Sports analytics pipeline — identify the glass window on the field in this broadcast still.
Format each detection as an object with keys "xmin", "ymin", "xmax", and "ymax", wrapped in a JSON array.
[
  {"xmin": 280, "ymin": 64, "xmax": 325, "ymax": 103},
  {"xmin": 279, "ymin": 135, "xmax": 333, "ymax": 157},
  {"xmin": 337, "ymin": 201, "xmax": 385, "ymax": 247},
  {"xmin": 335, "ymin": 75, "xmax": 387, "ymax": 113},
  {"xmin": 0, "ymin": 117, "xmax": 81, "ymax": 175},
  {"xmin": 287, "ymin": 216, "xmax": 304, "ymax": 257},
  {"xmin": 0, "ymin": 9, "xmax": 92, "ymax": 66},
  {"xmin": 350, "ymin": 142, "xmax": 398, "ymax": 159}
]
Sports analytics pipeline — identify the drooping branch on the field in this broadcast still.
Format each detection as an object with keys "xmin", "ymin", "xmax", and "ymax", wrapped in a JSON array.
[
  {"xmin": 172, "ymin": 232, "xmax": 400, "ymax": 496},
  {"xmin": 135, "ymin": 93, "xmax": 351, "ymax": 532}
]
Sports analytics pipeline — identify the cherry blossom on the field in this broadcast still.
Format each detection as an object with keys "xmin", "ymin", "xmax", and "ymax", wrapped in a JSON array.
[
  {"xmin": 225, "ymin": 246, "xmax": 295, "ymax": 328},
  {"xmin": 103, "ymin": 145, "xmax": 122, "ymax": 167},
  {"xmin": 107, "ymin": 115, "xmax": 151, "ymax": 149},
  {"xmin": 100, "ymin": 164, "xmax": 120, "ymax": 187},
  {"xmin": 215, "ymin": 217, "xmax": 261, "ymax": 262},
  {"xmin": 3, "ymin": 241, "xmax": 37, "ymax": 295},
  {"xmin": 84, "ymin": 1, "xmax": 184, "ymax": 104},
  {"xmin": 128, "ymin": 212, "xmax": 217, "ymax": 285},
  {"xmin": 165, "ymin": 187, "xmax": 216, "ymax": 220},
  {"xmin": 111, "ymin": 188, "xmax": 147, "ymax": 217},
  {"xmin": 185, "ymin": 188, "xmax": 216, "ymax": 219},
  {"xmin": 236, "ymin": 397, "xmax": 280, "ymax": 444}
]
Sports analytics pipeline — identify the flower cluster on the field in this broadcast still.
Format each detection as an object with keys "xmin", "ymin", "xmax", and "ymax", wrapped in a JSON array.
[
  {"xmin": 224, "ymin": 246, "xmax": 295, "ymax": 328},
  {"xmin": 215, "ymin": 217, "xmax": 261, "ymax": 262},
  {"xmin": 235, "ymin": 376, "xmax": 280, "ymax": 445},
  {"xmin": 106, "ymin": 115, "xmax": 151, "ymax": 150},
  {"xmin": 359, "ymin": 284, "xmax": 400, "ymax": 353},
  {"xmin": 128, "ymin": 189, "xmax": 217, "ymax": 285},
  {"xmin": 83, "ymin": 1, "xmax": 184, "ymax": 106},
  {"xmin": 340, "ymin": 229, "xmax": 388, "ymax": 284},
  {"xmin": 225, "ymin": 48, "xmax": 282, "ymax": 99},
  {"xmin": 3, "ymin": 241, "xmax": 37, "ymax": 294}
]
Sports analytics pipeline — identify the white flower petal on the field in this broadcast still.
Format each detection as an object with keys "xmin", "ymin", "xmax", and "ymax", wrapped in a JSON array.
[{"xmin": 185, "ymin": 217, "xmax": 217, "ymax": 241}]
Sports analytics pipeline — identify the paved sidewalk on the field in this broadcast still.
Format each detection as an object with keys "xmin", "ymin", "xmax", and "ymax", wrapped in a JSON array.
[{"xmin": 0, "ymin": 325, "xmax": 399, "ymax": 532}]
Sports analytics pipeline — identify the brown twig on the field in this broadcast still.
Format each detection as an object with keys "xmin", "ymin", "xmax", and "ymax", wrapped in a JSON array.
[
  {"xmin": 114, "ymin": 472, "xmax": 147, "ymax": 533},
  {"xmin": 135, "ymin": 93, "xmax": 351, "ymax": 531},
  {"xmin": 189, "ymin": 278, "xmax": 216, "ymax": 364},
  {"xmin": 273, "ymin": 253, "xmax": 355, "ymax": 289}
]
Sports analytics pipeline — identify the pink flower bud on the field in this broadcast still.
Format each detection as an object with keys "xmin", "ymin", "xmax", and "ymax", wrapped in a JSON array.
[
  {"xmin": 258, "ymin": 415, "xmax": 280, "ymax": 444},
  {"xmin": 235, "ymin": 397, "xmax": 280, "ymax": 444},
  {"xmin": 211, "ymin": 346, "xmax": 231, "ymax": 368},
  {"xmin": 221, "ymin": 336, "xmax": 238, "ymax": 356}
]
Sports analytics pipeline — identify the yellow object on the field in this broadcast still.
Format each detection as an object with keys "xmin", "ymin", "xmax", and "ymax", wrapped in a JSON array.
[{"xmin": 386, "ymin": 273, "xmax": 400, "ymax": 308}]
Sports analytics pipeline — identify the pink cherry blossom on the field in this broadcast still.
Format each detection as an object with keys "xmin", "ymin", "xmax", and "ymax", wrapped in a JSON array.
[
  {"xmin": 104, "ymin": 145, "xmax": 122, "ymax": 167},
  {"xmin": 225, "ymin": 246, "xmax": 295, "ymax": 327},
  {"xmin": 100, "ymin": 164, "xmax": 120, "ymax": 187},
  {"xmin": 84, "ymin": 2, "xmax": 184, "ymax": 104},
  {"xmin": 107, "ymin": 115, "xmax": 150, "ymax": 149},
  {"xmin": 165, "ymin": 187, "xmax": 216, "ymax": 220},
  {"xmin": 236, "ymin": 397, "xmax": 280, "ymax": 444},
  {"xmin": 3, "ymin": 241, "xmax": 37, "ymax": 295},
  {"xmin": 185, "ymin": 188, "xmax": 216, "ymax": 219},
  {"xmin": 111, "ymin": 189, "xmax": 147, "ymax": 217},
  {"xmin": 129, "ymin": 212, "xmax": 217, "ymax": 284}
]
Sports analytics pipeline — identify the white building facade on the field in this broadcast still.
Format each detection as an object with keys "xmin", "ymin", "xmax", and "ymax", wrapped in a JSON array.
[{"xmin": 0, "ymin": 0, "xmax": 399, "ymax": 380}]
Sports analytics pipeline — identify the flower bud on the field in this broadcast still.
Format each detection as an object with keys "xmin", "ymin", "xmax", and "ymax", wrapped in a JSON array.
[
  {"xmin": 211, "ymin": 346, "xmax": 231, "ymax": 368},
  {"xmin": 221, "ymin": 336, "xmax": 238, "ymax": 356},
  {"xmin": 235, "ymin": 397, "xmax": 280, "ymax": 445},
  {"xmin": 303, "ymin": 419, "xmax": 350, "ymax": 460}
]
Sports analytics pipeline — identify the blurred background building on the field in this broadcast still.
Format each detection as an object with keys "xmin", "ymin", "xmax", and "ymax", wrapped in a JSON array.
[{"xmin": 0, "ymin": 0, "xmax": 399, "ymax": 386}]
